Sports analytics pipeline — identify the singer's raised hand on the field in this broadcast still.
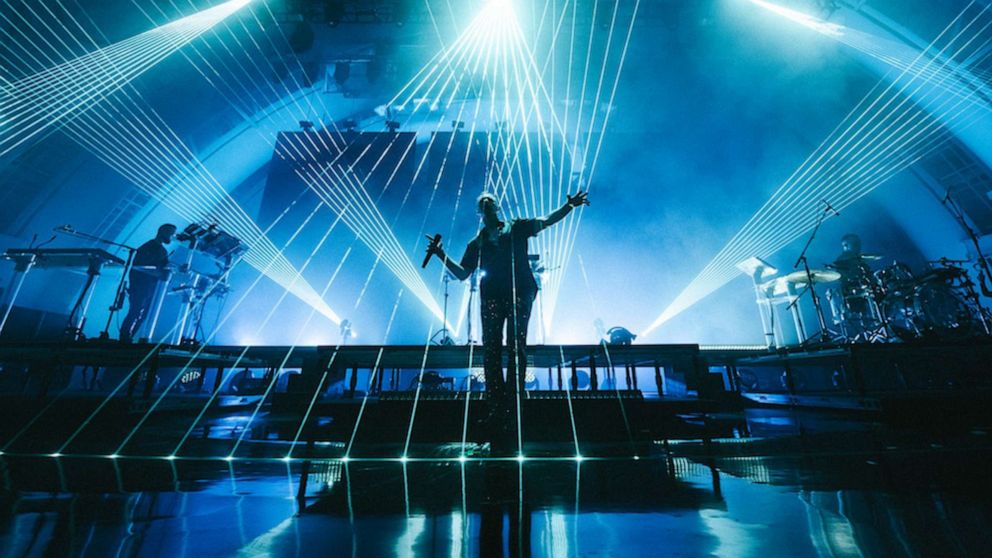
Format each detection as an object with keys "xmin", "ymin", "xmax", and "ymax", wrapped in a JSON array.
[{"xmin": 566, "ymin": 191, "xmax": 590, "ymax": 208}]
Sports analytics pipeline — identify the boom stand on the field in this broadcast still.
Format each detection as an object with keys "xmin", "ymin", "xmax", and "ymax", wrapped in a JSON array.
[
  {"xmin": 943, "ymin": 191, "xmax": 992, "ymax": 334},
  {"xmin": 790, "ymin": 204, "xmax": 834, "ymax": 345},
  {"xmin": 433, "ymin": 273, "xmax": 454, "ymax": 345}
]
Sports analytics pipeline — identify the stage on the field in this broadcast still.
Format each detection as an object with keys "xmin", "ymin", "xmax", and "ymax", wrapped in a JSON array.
[{"xmin": 2, "ymin": 339, "xmax": 991, "ymax": 461}]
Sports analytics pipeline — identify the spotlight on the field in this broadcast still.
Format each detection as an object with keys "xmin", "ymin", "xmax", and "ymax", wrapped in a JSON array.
[
  {"xmin": 223, "ymin": 456, "xmax": 234, "ymax": 462},
  {"xmin": 107, "ymin": 454, "xmax": 119, "ymax": 460},
  {"xmin": 281, "ymin": 456, "xmax": 292, "ymax": 462},
  {"xmin": 165, "ymin": 455, "xmax": 177, "ymax": 461},
  {"xmin": 574, "ymin": 455, "xmax": 585, "ymax": 462},
  {"xmin": 399, "ymin": 455, "xmax": 409, "ymax": 464},
  {"xmin": 516, "ymin": 454, "xmax": 526, "ymax": 463},
  {"xmin": 49, "ymin": 453, "xmax": 62, "ymax": 458},
  {"xmin": 458, "ymin": 455, "xmax": 468, "ymax": 463},
  {"xmin": 341, "ymin": 455, "xmax": 351, "ymax": 463}
]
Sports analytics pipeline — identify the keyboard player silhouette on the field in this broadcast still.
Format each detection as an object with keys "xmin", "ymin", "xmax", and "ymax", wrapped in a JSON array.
[{"xmin": 120, "ymin": 224, "xmax": 176, "ymax": 343}]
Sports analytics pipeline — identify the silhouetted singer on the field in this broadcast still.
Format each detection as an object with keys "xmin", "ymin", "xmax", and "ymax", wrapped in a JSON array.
[{"xmin": 425, "ymin": 191, "xmax": 588, "ymax": 444}]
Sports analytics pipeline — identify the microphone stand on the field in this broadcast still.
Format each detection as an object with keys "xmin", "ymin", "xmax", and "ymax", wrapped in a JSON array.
[
  {"xmin": 55, "ymin": 226, "xmax": 136, "ymax": 341},
  {"xmin": 433, "ymin": 273, "xmax": 454, "ymax": 345},
  {"xmin": 790, "ymin": 204, "xmax": 835, "ymax": 345}
]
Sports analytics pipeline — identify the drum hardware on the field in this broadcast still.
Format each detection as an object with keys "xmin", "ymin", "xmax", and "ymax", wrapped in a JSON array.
[
  {"xmin": 790, "ymin": 201, "xmax": 842, "ymax": 345},
  {"xmin": 739, "ymin": 193, "xmax": 992, "ymax": 345},
  {"xmin": 865, "ymin": 258, "xmax": 990, "ymax": 341},
  {"xmin": 782, "ymin": 269, "xmax": 841, "ymax": 285},
  {"xmin": 927, "ymin": 257, "xmax": 969, "ymax": 265},
  {"xmin": 923, "ymin": 260, "xmax": 989, "ymax": 336},
  {"xmin": 940, "ymin": 190, "xmax": 992, "ymax": 335},
  {"xmin": 739, "ymin": 257, "xmax": 784, "ymax": 347}
]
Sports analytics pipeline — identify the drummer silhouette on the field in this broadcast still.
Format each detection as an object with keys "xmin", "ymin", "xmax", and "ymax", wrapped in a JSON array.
[{"xmin": 832, "ymin": 233, "xmax": 870, "ymax": 289}]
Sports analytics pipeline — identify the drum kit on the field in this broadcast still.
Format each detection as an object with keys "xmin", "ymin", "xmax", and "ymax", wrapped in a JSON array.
[
  {"xmin": 806, "ymin": 254, "xmax": 992, "ymax": 343},
  {"xmin": 746, "ymin": 197, "xmax": 992, "ymax": 347}
]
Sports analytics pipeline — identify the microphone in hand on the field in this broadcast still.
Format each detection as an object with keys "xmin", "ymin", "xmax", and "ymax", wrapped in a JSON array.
[{"xmin": 423, "ymin": 234, "xmax": 442, "ymax": 268}]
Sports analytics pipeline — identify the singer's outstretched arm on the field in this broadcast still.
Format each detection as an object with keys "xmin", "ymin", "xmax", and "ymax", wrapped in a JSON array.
[{"xmin": 536, "ymin": 191, "xmax": 589, "ymax": 232}]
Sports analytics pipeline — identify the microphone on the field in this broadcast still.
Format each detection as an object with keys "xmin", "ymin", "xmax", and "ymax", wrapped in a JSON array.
[
  {"xmin": 822, "ymin": 200, "xmax": 840, "ymax": 217},
  {"xmin": 422, "ymin": 234, "xmax": 441, "ymax": 268}
]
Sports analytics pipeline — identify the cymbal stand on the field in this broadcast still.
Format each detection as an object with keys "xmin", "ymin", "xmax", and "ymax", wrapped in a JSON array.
[{"xmin": 791, "ymin": 203, "xmax": 835, "ymax": 344}]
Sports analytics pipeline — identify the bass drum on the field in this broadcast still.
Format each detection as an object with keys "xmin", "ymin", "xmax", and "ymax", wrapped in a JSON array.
[
  {"xmin": 914, "ymin": 284, "xmax": 975, "ymax": 337},
  {"xmin": 881, "ymin": 294, "xmax": 920, "ymax": 340}
]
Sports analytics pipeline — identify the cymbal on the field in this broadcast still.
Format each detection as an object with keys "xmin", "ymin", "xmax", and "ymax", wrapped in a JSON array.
[{"xmin": 784, "ymin": 269, "xmax": 841, "ymax": 284}]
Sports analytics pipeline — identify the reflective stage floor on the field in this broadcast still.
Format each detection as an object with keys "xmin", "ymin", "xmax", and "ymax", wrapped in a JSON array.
[{"xmin": 2, "ymin": 409, "xmax": 991, "ymax": 557}]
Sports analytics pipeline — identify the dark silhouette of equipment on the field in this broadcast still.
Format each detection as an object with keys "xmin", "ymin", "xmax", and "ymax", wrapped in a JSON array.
[
  {"xmin": 606, "ymin": 326, "xmax": 637, "ymax": 345},
  {"xmin": 1, "ymin": 245, "xmax": 125, "ymax": 340},
  {"xmin": 173, "ymin": 223, "xmax": 246, "ymax": 346}
]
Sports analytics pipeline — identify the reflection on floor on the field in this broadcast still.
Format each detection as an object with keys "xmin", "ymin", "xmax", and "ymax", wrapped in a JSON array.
[{"xmin": 2, "ymin": 409, "xmax": 992, "ymax": 556}]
